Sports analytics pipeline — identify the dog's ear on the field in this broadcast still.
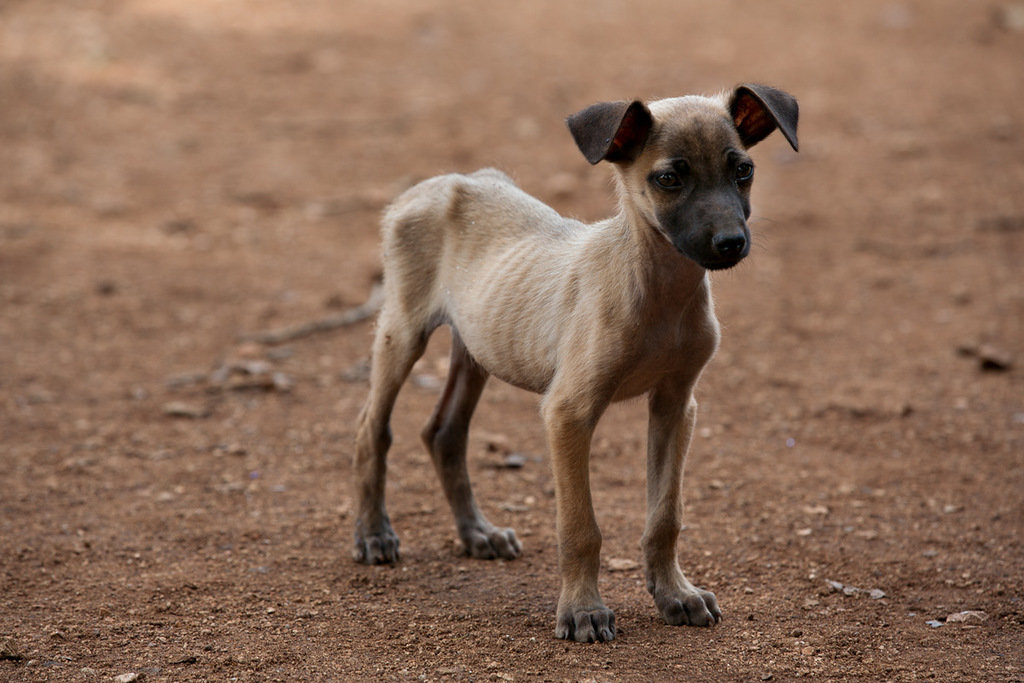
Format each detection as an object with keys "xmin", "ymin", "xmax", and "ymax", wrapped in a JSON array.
[
  {"xmin": 729, "ymin": 84, "xmax": 799, "ymax": 152},
  {"xmin": 567, "ymin": 100, "xmax": 654, "ymax": 165}
]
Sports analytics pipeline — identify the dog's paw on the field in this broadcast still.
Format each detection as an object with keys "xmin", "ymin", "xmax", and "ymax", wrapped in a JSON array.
[
  {"xmin": 460, "ymin": 523, "xmax": 522, "ymax": 561},
  {"xmin": 353, "ymin": 526, "xmax": 400, "ymax": 565},
  {"xmin": 555, "ymin": 605, "xmax": 616, "ymax": 643},
  {"xmin": 655, "ymin": 586, "xmax": 721, "ymax": 627}
]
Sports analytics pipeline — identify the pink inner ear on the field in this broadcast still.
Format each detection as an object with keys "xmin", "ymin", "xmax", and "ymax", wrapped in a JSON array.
[
  {"xmin": 733, "ymin": 94, "xmax": 772, "ymax": 145},
  {"xmin": 606, "ymin": 105, "xmax": 649, "ymax": 161}
]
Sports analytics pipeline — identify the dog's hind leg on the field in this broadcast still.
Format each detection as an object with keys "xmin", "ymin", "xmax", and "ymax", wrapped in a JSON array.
[
  {"xmin": 422, "ymin": 331, "xmax": 522, "ymax": 560},
  {"xmin": 352, "ymin": 305, "xmax": 430, "ymax": 564}
]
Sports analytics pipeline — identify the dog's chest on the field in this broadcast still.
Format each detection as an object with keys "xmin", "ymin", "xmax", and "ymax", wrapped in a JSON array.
[
  {"xmin": 611, "ymin": 302, "xmax": 719, "ymax": 401},
  {"xmin": 612, "ymin": 328, "xmax": 690, "ymax": 400}
]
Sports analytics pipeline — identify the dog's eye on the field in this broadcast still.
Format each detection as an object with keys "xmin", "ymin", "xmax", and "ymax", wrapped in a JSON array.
[
  {"xmin": 735, "ymin": 162, "xmax": 754, "ymax": 182},
  {"xmin": 654, "ymin": 171, "xmax": 682, "ymax": 189}
]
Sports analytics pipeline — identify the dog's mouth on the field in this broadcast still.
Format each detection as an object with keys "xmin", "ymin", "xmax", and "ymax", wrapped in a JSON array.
[
  {"xmin": 671, "ymin": 242, "xmax": 746, "ymax": 271},
  {"xmin": 700, "ymin": 256, "xmax": 746, "ymax": 271}
]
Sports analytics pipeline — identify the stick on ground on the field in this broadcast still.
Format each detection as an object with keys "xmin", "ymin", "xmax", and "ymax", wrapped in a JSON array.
[{"xmin": 240, "ymin": 282, "xmax": 384, "ymax": 345}]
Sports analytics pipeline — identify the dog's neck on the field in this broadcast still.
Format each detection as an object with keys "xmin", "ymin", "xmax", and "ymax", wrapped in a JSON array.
[{"xmin": 609, "ymin": 199, "xmax": 710, "ymax": 311}]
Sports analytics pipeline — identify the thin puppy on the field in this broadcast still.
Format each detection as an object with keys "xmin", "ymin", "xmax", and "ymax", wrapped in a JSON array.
[{"xmin": 352, "ymin": 84, "xmax": 798, "ymax": 643}]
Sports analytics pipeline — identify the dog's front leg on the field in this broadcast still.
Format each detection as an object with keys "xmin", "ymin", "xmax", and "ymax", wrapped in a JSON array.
[
  {"xmin": 642, "ymin": 382, "xmax": 722, "ymax": 627},
  {"xmin": 543, "ymin": 392, "xmax": 615, "ymax": 643}
]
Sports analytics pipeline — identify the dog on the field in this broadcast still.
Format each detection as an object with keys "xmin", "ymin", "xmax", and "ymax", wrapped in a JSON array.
[{"xmin": 352, "ymin": 84, "xmax": 798, "ymax": 642}]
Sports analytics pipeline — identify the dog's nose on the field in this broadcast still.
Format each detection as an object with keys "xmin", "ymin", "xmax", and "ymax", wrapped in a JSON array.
[{"xmin": 712, "ymin": 233, "xmax": 747, "ymax": 258}]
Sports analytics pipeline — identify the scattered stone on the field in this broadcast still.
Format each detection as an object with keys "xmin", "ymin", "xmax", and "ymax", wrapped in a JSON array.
[
  {"xmin": 499, "ymin": 453, "xmax": 527, "ymax": 469},
  {"xmin": 607, "ymin": 558, "xmax": 639, "ymax": 572},
  {"xmin": 480, "ymin": 431, "xmax": 513, "ymax": 453},
  {"xmin": 0, "ymin": 636, "xmax": 23, "ymax": 661},
  {"xmin": 956, "ymin": 343, "xmax": 1014, "ymax": 372},
  {"xmin": 161, "ymin": 401, "xmax": 211, "ymax": 419},
  {"xmin": 168, "ymin": 358, "xmax": 295, "ymax": 395},
  {"xmin": 826, "ymin": 579, "xmax": 885, "ymax": 599},
  {"xmin": 926, "ymin": 619, "xmax": 945, "ymax": 628},
  {"xmin": 946, "ymin": 610, "xmax": 988, "ymax": 624},
  {"xmin": 270, "ymin": 372, "xmax": 294, "ymax": 392},
  {"xmin": 114, "ymin": 674, "xmax": 142, "ymax": 683},
  {"xmin": 976, "ymin": 345, "xmax": 1014, "ymax": 371}
]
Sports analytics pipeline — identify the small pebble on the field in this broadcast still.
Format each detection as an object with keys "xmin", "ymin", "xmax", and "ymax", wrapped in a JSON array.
[
  {"xmin": 946, "ymin": 610, "xmax": 988, "ymax": 624},
  {"xmin": 606, "ymin": 558, "xmax": 639, "ymax": 572},
  {"xmin": 162, "ymin": 402, "xmax": 210, "ymax": 419},
  {"xmin": 501, "ymin": 453, "xmax": 527, "ymax": 469}
]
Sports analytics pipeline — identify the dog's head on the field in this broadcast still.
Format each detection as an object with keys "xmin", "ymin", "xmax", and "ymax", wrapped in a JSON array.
[{"xmin": 567, "ymin": 84, "xmax": 798, "ymax": 270}]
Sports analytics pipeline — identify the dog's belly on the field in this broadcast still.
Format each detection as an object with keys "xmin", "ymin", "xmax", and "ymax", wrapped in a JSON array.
[{"xmin": 447, "ymin": 299, "xmax": 561, "ymax": 395}]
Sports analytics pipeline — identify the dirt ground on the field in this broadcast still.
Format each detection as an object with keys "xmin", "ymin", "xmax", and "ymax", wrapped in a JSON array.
[{"xmin": 1, "ymin": 1, "xmax": 1022, "ymax": 680}]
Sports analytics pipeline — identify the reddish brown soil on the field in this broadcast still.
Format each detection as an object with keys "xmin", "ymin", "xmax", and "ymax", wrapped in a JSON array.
[{"xmin": 2, "ymin": 1, "xmax": 1022, "ymax": 680}]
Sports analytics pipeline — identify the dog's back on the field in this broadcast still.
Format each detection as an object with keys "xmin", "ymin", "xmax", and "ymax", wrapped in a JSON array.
[{"xmin": 380, "ymin": 169, "xmax": 597, "ymax": 393}]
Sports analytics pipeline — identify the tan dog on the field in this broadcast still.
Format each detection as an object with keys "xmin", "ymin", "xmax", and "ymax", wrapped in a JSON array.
[{"xmin": 352, "ymin": 84, "xmax": 798, "ymax": 642}]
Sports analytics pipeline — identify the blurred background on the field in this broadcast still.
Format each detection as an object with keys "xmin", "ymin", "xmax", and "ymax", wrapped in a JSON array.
[{"xmin": 1, "ymin": 1, "xmax": 1022, "ymax": 680}]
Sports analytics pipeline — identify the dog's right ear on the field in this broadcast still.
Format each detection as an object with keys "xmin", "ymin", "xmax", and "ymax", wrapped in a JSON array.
[{"xmin": 567, "ymin": 100, "xmax": 654, "ymax": 165}]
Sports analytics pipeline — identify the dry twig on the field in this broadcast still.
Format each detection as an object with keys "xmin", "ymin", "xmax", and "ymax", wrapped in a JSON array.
[{"xmin": 240, "ymin": 282, "xmax": 384, "ymax": 345}]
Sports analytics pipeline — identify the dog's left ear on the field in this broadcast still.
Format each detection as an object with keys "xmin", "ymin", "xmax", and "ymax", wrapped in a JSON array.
[
  {"xmin": 729, "ymin": 84, "xmax": 799, "ymax": 152},
  {"xmin": 567, "ymin": 100, "xmax": 654, "ymax": 165}
]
